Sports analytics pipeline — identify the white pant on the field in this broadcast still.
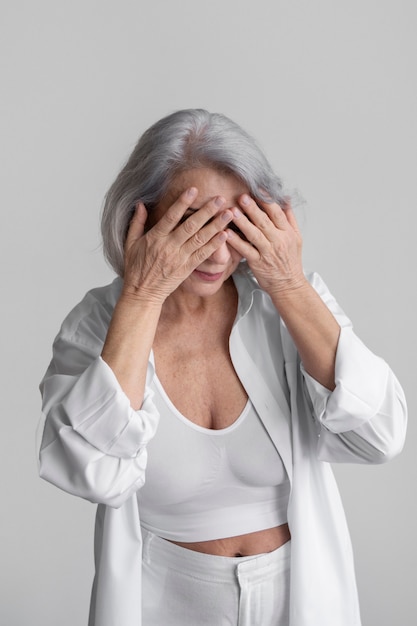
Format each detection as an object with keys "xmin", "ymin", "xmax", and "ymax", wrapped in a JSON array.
[{"xmin": 141, "ymin": 528, "xmax": 291, "ymax": 625}]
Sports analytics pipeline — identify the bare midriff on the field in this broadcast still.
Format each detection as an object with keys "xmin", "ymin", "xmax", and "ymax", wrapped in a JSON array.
[{"xmin": 167, "ymin": 523, "xmax": 291, "ymax": 557}]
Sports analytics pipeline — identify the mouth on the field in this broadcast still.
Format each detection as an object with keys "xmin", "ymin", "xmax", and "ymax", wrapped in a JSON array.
[{"xmin": 193, "ymin": 269, "xmax": 224, "ymax": 282}]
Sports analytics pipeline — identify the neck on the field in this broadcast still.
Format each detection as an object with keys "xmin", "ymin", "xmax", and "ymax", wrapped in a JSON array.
[{"xmin": 161, "ymin": 278, "xmax": 237, "ymax": 322}]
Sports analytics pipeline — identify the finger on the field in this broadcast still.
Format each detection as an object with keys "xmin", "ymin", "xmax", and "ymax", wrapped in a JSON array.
[
  {"xmin": 189, "ymin": 230, "xmax": 229, "ymax": 265},
  {"xmin": 174, "ymin": 195, "xmax": 229, "ymax": 245},
  {"xmin": 281, "ymin": 202, "xmax": 300, "ymax": 233},
  {"xmin": 238, "ymin": 195, "xmax": 290, "ymax": 242},
  {"xmin": 225, "ymin": 225, "xmax": 260, "ymax": 260},
  {"xmin": 182, "ymin": 206, "xmax": 234, "ymax": 251},
  {"xmin": 244, "ymin": 195, "xmax": 290, "ymax": 232},
  {"xmin": 238, "ymin": 195, "xmax": 274, "ymax": 231},
  {"xmin": 229, "ymin": 205, "xmax": 269, "ymax": 249},
  {"xmin": 152, "ymin": 187, "xmax": 198, "ymax": 236},
  {"xmin": 125, "ymin": 202, "xmax": 147, "ymax": 248}
]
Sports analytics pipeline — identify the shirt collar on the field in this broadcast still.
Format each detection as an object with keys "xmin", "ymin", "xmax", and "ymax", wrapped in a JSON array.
[{"xmin": 232, "ymin": 262, "xmax": 263, "ymax": 323}]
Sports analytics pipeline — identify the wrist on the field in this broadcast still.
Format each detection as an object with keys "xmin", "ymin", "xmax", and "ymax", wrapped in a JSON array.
[
  {"xmin": 120, "ymin": 284, "xmax": 166, "ymax": 309},
  {"xmin": 267, "ymin": 275, "xmax": 310, "ymax": 300}
]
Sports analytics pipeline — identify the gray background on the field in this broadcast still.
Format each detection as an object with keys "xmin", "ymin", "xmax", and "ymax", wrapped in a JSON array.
[{"xmin": 1, "ymin": 1, "xmax": 416, "ymax": 624}]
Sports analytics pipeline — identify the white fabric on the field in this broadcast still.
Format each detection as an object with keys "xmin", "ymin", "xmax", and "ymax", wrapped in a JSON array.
[
  {"xmin": 141, "ymin": 527, "xmax": 291, "ymax": 625},
  {"xmin": 38, "ymin": 266, "xmax": 408, "ymax": 626},
  {"xmin": 138, "ymin": 379, "xmax": 289, "ymax": 541}
]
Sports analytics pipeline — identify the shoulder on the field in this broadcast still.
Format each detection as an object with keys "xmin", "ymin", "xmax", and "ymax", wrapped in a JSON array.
[
  {"xmin": 42, "ymin": 278, "xmax": 123, "ymax": 379},
  {"xmin": 57, "ymin": 277, "xmax": 123, "ymax": 347}
]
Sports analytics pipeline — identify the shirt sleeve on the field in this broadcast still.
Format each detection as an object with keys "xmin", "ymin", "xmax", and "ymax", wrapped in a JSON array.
[
  {"xmin": 38, "ymin": 289, "xmax": 160, "ymax": 508},
  {"xmin": 300, "ymin": 273, "xmax": 407, "ymax": 464}
]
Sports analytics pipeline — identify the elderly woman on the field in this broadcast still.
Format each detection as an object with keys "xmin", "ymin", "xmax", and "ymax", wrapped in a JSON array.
[{"xmin": 38, "ymin": 109, "xmax": 407, "ymax": 626}]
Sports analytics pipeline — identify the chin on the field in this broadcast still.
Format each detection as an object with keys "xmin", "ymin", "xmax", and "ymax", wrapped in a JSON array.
[{"xmin": 181, "ymin": 271, "xmax": 232, "ymax": 296}]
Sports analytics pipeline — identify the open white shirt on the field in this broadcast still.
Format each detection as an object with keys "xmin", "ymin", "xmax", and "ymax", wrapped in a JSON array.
[{"xmin": 38, "ymin": 267, "xmax": 407, "ymax": 626}]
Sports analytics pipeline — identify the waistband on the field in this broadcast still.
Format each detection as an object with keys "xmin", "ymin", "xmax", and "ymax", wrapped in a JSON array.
[{"xmin": 141, "ymin": 527, "xmax": 291, "ymax": 584}]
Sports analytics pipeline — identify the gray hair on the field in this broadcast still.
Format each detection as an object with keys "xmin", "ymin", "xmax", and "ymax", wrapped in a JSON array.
[{"xmin": 101, "ymin": 108, "xmax": 286, "ymax": 276}]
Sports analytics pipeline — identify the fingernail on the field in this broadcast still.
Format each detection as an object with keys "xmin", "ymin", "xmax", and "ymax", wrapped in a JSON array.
[
  {"xmin": 232, "ymin": 207, "xmax": 243, "ymax": 218},
  {"xmin": 221, "ymin": 210, "xmax": 232, "ymax": 222},
  {"xmin": 187, "ymin": 187, "xmax": 197, "ymax": 198},
  {"xmin": 214, "ymin": 196, "xmax": 225, "ymax": 207},
  {"xmin": 240, "ymin": 195, "xmax": 250, "ymax": 206}
]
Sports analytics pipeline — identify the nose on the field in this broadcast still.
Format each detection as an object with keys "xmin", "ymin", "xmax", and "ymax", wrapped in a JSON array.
[{"xmin": 207, "ymin": 240, "xmax": 232, "ymax": 264}]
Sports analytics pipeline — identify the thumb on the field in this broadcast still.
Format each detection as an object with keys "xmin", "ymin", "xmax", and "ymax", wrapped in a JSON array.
[{"xmin": 125, "ymin": 202, "xmax": 148, "ymax": 248}]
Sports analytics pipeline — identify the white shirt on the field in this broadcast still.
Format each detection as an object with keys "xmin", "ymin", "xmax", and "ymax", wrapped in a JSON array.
[{"xmin": 38, "ymin": 267, "xmax": 407, "ymax": 626}]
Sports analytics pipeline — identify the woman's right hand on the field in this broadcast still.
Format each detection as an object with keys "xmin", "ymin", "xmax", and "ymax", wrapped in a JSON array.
[{"xmin": 122, "ymin": 187, "xmax": 234, "ymax": 304}]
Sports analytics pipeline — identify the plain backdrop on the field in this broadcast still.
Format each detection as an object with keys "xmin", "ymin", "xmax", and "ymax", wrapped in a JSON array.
[{"xmin": 1, "ymin": 1, "xmax": 416, "ymax": 624}]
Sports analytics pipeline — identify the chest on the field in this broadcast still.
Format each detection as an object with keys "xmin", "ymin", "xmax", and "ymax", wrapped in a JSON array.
[
  {"xmin": 153, "ymin": 320, "xmax": 248, "ymax": 430},
  {"xmin": 140, "ymin": 386, "xmax": 289, "ymax": 506}
]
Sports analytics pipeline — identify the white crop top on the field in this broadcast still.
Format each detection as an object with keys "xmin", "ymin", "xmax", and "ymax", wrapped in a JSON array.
[{"xmin": 137, "ymin": 376, "xmax": 290, "ymax": 542}]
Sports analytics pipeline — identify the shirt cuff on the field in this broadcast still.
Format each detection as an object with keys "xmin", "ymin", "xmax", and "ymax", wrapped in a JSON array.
[
  {"xmin": 61, "ymin": 357, "xmax": 159, "ymax": 458},
  {"xmin": 301, "ymin": 326, "xmax": 389, "ymax": 433}
]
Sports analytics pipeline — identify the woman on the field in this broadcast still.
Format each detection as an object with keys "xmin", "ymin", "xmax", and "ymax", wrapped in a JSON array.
[{"xmin": 38, "ymin": 109, "xmax": 407, "ymax": 626}]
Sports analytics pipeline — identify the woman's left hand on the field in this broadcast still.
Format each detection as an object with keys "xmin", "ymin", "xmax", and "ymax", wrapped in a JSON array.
[
  {"xmin": 228, "ymin": 195, "xmax": 340, "ymax": 390},
  {"xmin": 226, "ymin": 194, "xmax": 307, "ymax": 297}
]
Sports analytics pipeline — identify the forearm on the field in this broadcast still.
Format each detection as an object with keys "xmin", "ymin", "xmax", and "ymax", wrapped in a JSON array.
[
  {"xmin": 271, "ymin": 280, "xmax": 340, "ymax": 390},
  {"xmin": 101, "ymin": 294, "xmax": 162, "ymax": 409}
]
